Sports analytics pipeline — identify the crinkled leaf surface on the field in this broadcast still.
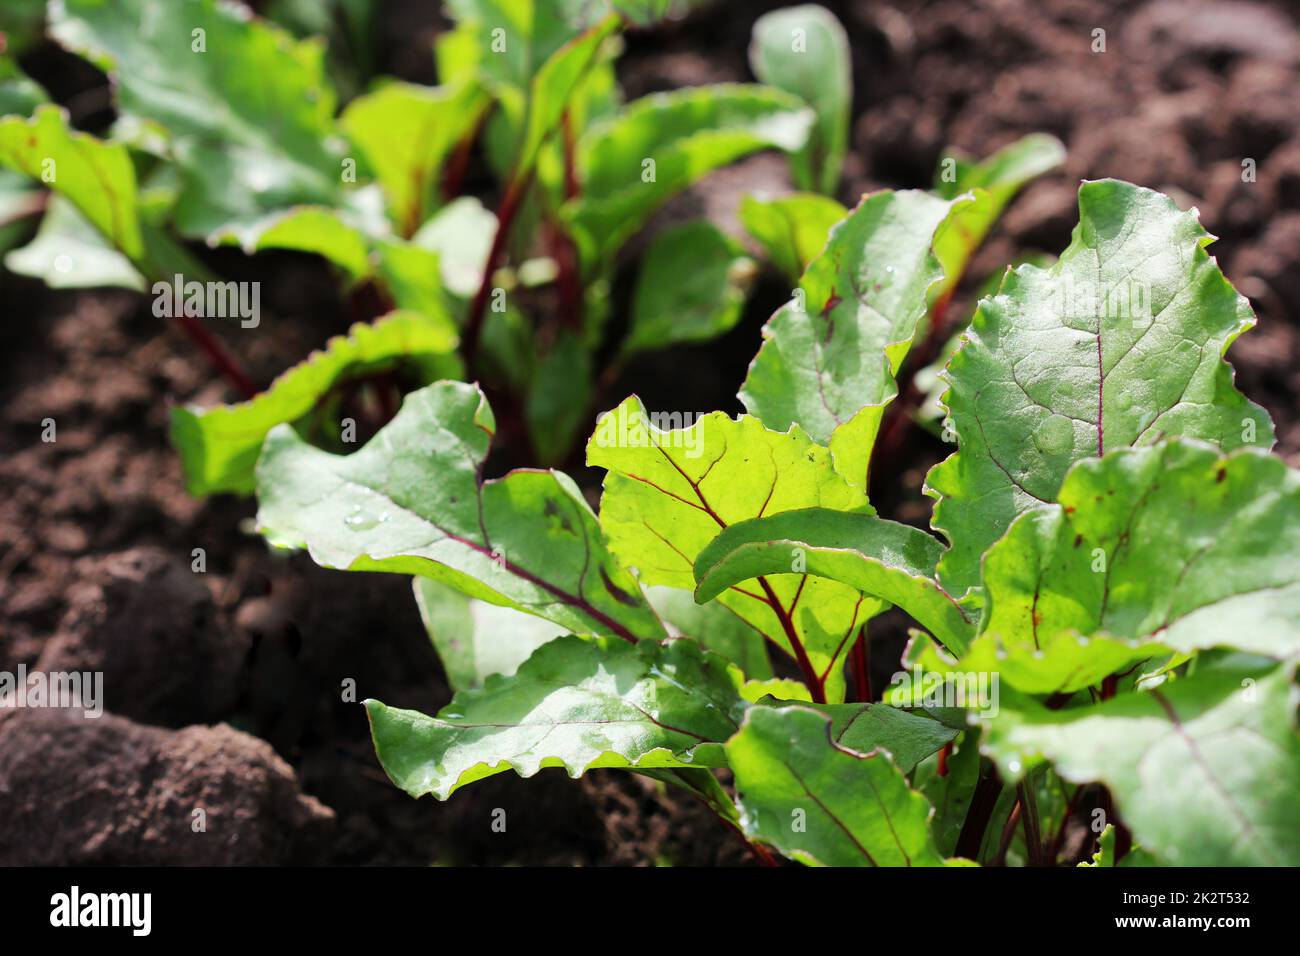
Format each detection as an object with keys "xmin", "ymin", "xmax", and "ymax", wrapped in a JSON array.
[
  {"xmin": 960, "ymin": 441, "xmax": 1300, "ymax": 691},
  {"xmin": 412, "ymin": 577, "xmax": 561, "ymax": 692},
  {"xmin": 740, "ymin": 189, "xmax": 964, "ymax": 489},
  {"xmin": 622, "ymin": 220, "xmax": 753, "ymax": 356},
  {"xmin": 694, "ymin": 508, "xmax": 975, "ymax": 656},
  {"xmin": 748, "ymin": 4, "xmax": 850, "ymax": 195},
  {"xmin": 567, "ymin": 84, "xmax": 814, "ymax": 265},
  {"xmin": 587, "ymin": 395, "xmax": 877, "ymax": 701},
  {"xmin": 172, "ymin": 311, "xmax": 459, "ymax": 496},
  {"xmin": 928, "ymin": 180, "xmax": 1274, "ymax": 599},
  {"xmin": 51, "ymin": 0, "xmax": 345, "ymax": 237},
  {"xmin": 367, "ymin": 634, "xmax": 744, "ymax": 799},
  {"xmin": 983, "ymin": 656, "xmax": 1300, "ymax": 866},
  {"xmin": 0, "ymin": 105, "xmax": 142, "ymax": 258},
  {"xmin": 257, "ymin": 381, "xmax": 666, "ymax": 642},
  {"xmin": 727, "ymin": 705, "xmax": 947, "ymax": 866},
  {"xmin": 739, "ymin": 191, "xmax": 846, "ymax": 281}
]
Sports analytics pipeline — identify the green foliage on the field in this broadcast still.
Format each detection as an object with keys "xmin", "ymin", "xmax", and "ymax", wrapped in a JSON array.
[
  {"xmin": 171, "ymin": 311, "xmax": 460, "ymax": 496},
  {"xmin": 748, "ymin": 5, "xmax": 851, "ymax": 195},
  {"xmin": 928, "ymin": 179, "xmax": 1273, "ymax": 600},
  {"xmin": 9, "ymin": 1, "xmax": 1293, "ymax": 870},
  {"xmin": 566, "ymin": 83, "xmax": 814, "ymax": 267},
  {"xmin": 622, "ymin": 220, "xmax": 754, "ymax": 356}
]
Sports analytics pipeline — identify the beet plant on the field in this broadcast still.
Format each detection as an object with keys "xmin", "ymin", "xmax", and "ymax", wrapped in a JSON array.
[{"xmin": 250, "ymin": 170, "xmax": 1300, "ymax": 866}]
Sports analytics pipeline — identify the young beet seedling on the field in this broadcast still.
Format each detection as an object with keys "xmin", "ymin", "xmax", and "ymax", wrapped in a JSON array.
[
  {"xmin": 1, "ymin": 1, "xmax": 834, "ymax": 492},
  {"xmin": 251, "ymin": 176, "xmax": 1300, "ymax": 867}
]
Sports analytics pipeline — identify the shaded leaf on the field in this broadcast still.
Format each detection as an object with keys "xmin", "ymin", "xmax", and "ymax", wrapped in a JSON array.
[
  {"xmin": 412, "ymin": 577, "xmax": 560, "ymax": 692},
  {"xmin": 647, "ymin": 585, "xmax": 772, "ymax": 681},
  {"xmin": 726, "ymin": 705, "xmax": 947, "ymax": 866},
  {"xmin": 622, "ymin": 220, "xmax": 754, "ymax": 356},
  {"xmin": 983, "ymin": 655, "xmax": 1300, "ymax": 866}
]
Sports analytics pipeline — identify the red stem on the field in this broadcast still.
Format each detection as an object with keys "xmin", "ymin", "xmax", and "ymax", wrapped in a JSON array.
[
  {"xmin": 462, "ymin": 170, "xmax": 534, "ymax": 370},
  {"xmin": 954, "ymin": 763, "xmax": 1002, "ymax": 861},
  {"xmin": 551, "ymin": 109, "xmax": 584, "ymax": 331},
  {"xmin": 757, "ymin": 576, "xmax": 825, "ymax": 704},
  {"xmin": 442, "ymin": 109, "xmax": 490, "ymax": 203},
  {"xmin": 170, "ymin": 310, "xmax": 257, "ymax": 400}
]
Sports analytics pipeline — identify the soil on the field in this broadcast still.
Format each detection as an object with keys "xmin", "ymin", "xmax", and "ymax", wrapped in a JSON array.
[{"xmin": 1, "ymin": 0, "xmax": 1297, "ymax": 865}]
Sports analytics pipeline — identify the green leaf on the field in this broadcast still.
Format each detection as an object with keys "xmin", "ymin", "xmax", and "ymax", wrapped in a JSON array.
[
  {"xmin": 646, "ymin": 585, "xmax": 772, "ymax": 681},
  {"xmin": 172, "ymin": 311, "xmax": 459, "ymax": 496},
  {"xmin": 412, "ymin": 577, "xmax": 561, "ymax": 692},
  {"xmin": 748, "ymin": 5, "xmax": 851, "ymax": 194},
  {"xmin": 367, "ymin": 634, "xmax": 745, "ymax": 799},
  {"xmin": 812, "ymin": 702, "xmax": 960, "ymax": 772},
  {"xmin": 930, "ymin": 134, "xmax": 1065, "ymax": 305},
  {"xmin": 1078, "ymin": 823, "xmax": 1118, "ymax": 867},
  {"xmin": 962, "ymin": 441, "xmax": 1300, "ymax": 691},
  {"xmin": 410, "ymin": 196, "xmax": 497, "ymax": 297},
  {"xmin": 694, "ymin": 508, "xmax": 976, "ymax": 656},
  {"xmin": 567, "ymin": 84, "xmax": 814, "ymax": 266},
  {"xmin": 218, "ymin": 204, "xmax": 375, "ymax": 280},
  {"xmin": 739, "ymin": 189, "xmax": 967, "ymax": 489},
  {"xmin": 524, "ymin": 330, "xmax": 592, "ymax": 465},
  {"xmin": 513, "ymin": 14, "xmax": 620, "ymax": 178},
  {"xmin": 0, "ymin": 52, "xmax": 48, "ymax": 115},
  {"xmin": 928, "ymin": 180, "xmax": 1275, "ymax": 599},
  {"xmin": 983, "ymin": 655, "xmax": 1300, "ymax": 866},
  {"xmin": 587, "ymin": 395, "xmax": 876, "ymax": 701},
  {"xmin": 257, "ymin": 381, "xmax": 666, "ymax": 642},
  {"xmin": 914, "ymin": 729, "xmax": 981, "ymax": 856},
  {"xmin": 5, "ymin": 194, "xmax": 145, "ymax": 290},
  {"xmin": 0, "ymin": 105, "xmax": 143, "ymax": 259},
  {"xmin": 51, "ymin": 0, "xmax": 345, "ymax": 237},
  {"xmin": 726, "ymin": 705, "xmax": 947, "ymax": 866},
  {"xmin": 739, "ymin": 191, "xmax": 846, "ymax": 282},
  {"xmin": 341, "ymin": 80, "xmax": 489, "ymax": 236},
  {"xmin": 622, "ymin": 220, "xmax": 754, "ymax": 357}
]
